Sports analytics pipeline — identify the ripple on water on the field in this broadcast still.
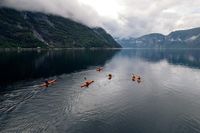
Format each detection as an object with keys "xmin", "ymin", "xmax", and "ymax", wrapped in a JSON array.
[{"xmin": 2, "ymin": 49, "xmax": 200, "ymax": 133}]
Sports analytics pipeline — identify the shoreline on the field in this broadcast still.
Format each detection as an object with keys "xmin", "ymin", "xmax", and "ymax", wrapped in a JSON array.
[
  {"xmin": 1, "ymin": 47, "xmax": 200, "ymax": 52},
  {"xmin": 0, "ymin": 47, "xmax": 122, "ymax": 51}
]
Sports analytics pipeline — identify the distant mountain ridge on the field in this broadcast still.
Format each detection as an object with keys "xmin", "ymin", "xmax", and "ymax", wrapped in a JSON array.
[
  {"xmin": 117, "ymin": 27, "xmax": 200, "ymax": 48},
  {"xmin": 0, "ymin": 7, "xmax": 121, "ymax": 48}
]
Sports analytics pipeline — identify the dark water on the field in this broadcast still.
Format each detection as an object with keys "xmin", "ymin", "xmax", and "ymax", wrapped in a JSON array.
[{"xmin": 1, "ymin": 49, "xmax": 200, "ymax": 133}]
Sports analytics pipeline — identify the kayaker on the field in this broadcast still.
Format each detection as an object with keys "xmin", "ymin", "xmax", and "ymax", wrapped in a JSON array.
[
  {"xmin": 85, "ymin": 81, "xmax": 90, "ymax": 87},
  {"xmin": 96, "ymin": 67, "xmax": 103, "ymax": 72},
  {"xmin": 132, "ymin": 74, "xmax": 141, "ymax": 82},
  {"xmin": 81, "ymin": 80, "xmax": 94, "ymax": 88},
  {"xmin": 137, "ymin": 79, "xmax": 141, "ymax": 83},
  {"xmin": 108, "ymin": 74, "xmax": 112, "ymax": 80},
  {"xmin": 45, "ymin": 80, "xmax": 49, "ymax": 87},
  {"xmin": 132, "ymin": 74, "xmax": 136, "ymax": 81}
]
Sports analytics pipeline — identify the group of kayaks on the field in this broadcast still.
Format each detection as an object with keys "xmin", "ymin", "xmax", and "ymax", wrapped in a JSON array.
[
  {"xmin": 40, "ymin": 67, "xmax": 142, "ymax": 88},
  {"xmin": 80, "ymin": 67, "xmax": 142, "ymax": 88}
]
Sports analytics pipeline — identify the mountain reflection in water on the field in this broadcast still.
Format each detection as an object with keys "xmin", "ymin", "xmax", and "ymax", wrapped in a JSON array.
[{"xmin": 1, "ymin": 49, "xmax": 200, "ymax": 133}]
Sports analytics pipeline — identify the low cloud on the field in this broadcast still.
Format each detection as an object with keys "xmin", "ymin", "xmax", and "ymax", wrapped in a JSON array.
[{"xmin": 1, "ymin": 0, "xmax": 200, "ymax": 38}]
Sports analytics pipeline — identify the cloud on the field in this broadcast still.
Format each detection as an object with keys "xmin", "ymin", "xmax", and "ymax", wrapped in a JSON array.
[
  {"xmin": 1, "ymin": 0, "xmax": 200, "ymax": 37},
  {"xmin": 0, "ymin": 0, "xmax": 104, "ymax": 27},
  {"xmin": 116, "ymin": 0, "xmax": 200, "ymax": 37}
]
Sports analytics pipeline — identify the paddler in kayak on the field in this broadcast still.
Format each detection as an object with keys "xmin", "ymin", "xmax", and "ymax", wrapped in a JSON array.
[
  {"xmin": 45, "ymin": 80, "xmax": 50, "ymax": 87},
  {"xmin": 132, "ymin": 74, "xmax": 141, "ymax": 83},
  {"xmin": 81, "ymin": 78, "xmax": 94, "ymax": 88},
  {"xmin": 132, "ymin": 74, "xmax": 136, "ymax": 81},
  {"xmin": 40, "ymin": 79, "xmax": 56, "ymax": 87},
  {"xmin": 96, "ymin": 67, "xmax": 103, "ymax": 72},
  {"xmin": 108, "ymin": 74, "xmax": 112, "ymax": 80}
]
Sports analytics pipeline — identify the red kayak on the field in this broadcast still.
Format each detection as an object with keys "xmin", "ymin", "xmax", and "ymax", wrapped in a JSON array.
[
  {"xmin": 81, "ymin": 80, "xmax": 94, "ymax": 88},
  {"xmin": 96, "ymin": 67, "xmax": 103, "ymax": 72},
  {"xmin": 40, "ymin": 79, "xmax": 57, "ymax": 87}
]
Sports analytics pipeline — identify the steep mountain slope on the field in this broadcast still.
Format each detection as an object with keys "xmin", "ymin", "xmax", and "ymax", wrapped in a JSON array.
[
  {"xmin": 167, "ymin": 27, "xmax": 200, "ymax": 42},
  {"xmin": 93, "ymin": 28, "xmax": 120, "ymax": 47},
  {"xmin": 0, "ymin": 8, "xmax": 121, "ymax": 48}
]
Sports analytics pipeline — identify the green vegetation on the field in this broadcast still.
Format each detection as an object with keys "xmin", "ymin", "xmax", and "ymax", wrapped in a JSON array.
[{"xmin": 0, "ymin": 8, "xmax": 121, "ymax": 48}]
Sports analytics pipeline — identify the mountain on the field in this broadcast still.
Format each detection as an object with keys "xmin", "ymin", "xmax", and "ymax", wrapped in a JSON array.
[
  {"xmin": 118, "ymin": 27, "xmax": 200, "ymax": 48},
  {"xmin": 0, "ymin": 7, "xmax": 121, "ymax": 48},
  {"xmin": 166, "ymin": 28, "xmax": 200, "ymax": 45}
]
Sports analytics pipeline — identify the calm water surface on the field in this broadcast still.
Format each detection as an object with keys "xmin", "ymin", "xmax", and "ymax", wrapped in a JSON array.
[{"xmin": 1, "ymin": 49, "xmax": 200, "ymax": 133}]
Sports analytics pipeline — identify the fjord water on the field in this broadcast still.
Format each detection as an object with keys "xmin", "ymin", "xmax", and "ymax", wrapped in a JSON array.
[{"xmin": 1, "ymin": 49, "xmax": 200, "ymax": 133}]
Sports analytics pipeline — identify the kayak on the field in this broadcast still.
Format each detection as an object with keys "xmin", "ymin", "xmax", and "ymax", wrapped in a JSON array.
[
  {"xmin": 132, "ymin": 76, "xmax": 140, "ymax": 80},
  {"xmin": 40, "ymin": 79, "xmax": 57, "ymax": 87},
  {"xmin": 108, "ymin": 74, "xmax": 112, "ymax": 80},
  {"xmin": 132, "ymin": 76, "xmax": 142, "ymax": 83},
  {"xmin": 96, "ymin": 67, "xmax": 103, "ymax": 72},
  {"xmin": 81, "ymin": 80, "xmax": 94, "ymax": 88}
]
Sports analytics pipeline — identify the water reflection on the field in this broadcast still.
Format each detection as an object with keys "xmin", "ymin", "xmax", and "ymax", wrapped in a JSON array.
[
  {"xmin": 1, "ymin": 49, "xmax": 200, "ymax": 88},
  {"xmin": 0, "ymin": 49, "xmax": 119, "ymax": 88},
  {"xmin": 119, "ymin": 49, "xmax": 200, "ymax": 69},
  {"xmin": 1, "ymin": 49, "xmax": 200, "ymax": 133}
]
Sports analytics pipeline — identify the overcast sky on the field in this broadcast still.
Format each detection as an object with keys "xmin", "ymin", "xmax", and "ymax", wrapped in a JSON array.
[{"xmin": 1, "ymin": 0, "xmax": 200, "ymax": 38}]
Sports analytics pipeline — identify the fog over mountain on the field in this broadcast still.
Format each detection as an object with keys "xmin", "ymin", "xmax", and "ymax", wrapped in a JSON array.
[{"xmin": 1, "ymin": 0, "xmax": 200, "ymax": 37}]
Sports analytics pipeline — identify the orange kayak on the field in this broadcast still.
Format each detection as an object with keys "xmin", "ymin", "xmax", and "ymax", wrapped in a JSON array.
[
  {"xmin": 132, "ymin": 75, "xmax": 141, "ymax": 83},
  {"xmin": 40, "ymin": 79, "xmax": 57, "ymax": 87},
  {"xmin": 81, "ymin": 80, "xmax": 94, "ymax": 88},
  {"xmin": 96, "ymin": 67, "xmax": 103, "ymax": 72},
  {"xmin": 133, "ymin": 76, "xmax": 140, "ymax": 80}
]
